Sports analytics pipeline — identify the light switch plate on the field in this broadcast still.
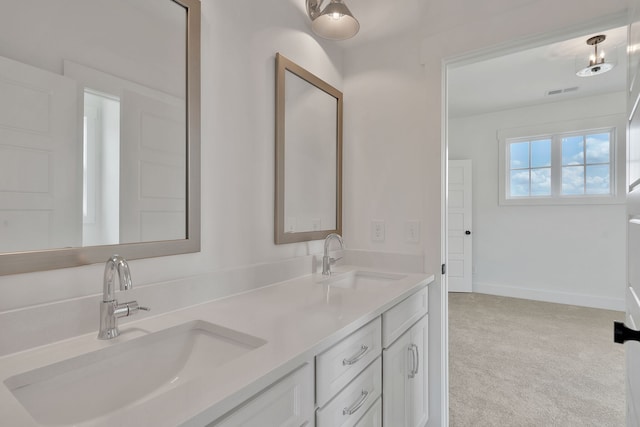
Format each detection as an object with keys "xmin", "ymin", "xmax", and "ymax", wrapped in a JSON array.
[
  {"xmin": 371, "ymin": 220, "xmax": 385, "ymax": 242},
  {"xmin": 404, "ymin": 221, "xmax": 420, "ymax": 243}
]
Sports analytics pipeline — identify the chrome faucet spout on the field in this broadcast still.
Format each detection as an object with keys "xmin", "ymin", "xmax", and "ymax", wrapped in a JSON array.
[
  {"xmin": 98, "ymin": 255, "xmax": 149, "ymax": 340},
  {"xmin": 102, "ymin": 255, "xmax": 132, "ymax": 302},
  {"xmin": 322, "ymin": 233, "xmax": 344, "ymax": 276}
]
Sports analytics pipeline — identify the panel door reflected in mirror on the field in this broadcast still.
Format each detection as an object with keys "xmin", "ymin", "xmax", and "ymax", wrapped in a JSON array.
[
  {"xmin": 0, "ymin": 0, "xmax": 187, "ymax": 253},
  {"xmin": 284, "ymin": 70, "xmax": 337, "ymax": 233}
]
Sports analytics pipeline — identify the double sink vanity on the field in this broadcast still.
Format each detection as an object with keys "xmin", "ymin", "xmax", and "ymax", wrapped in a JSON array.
[{"xmin": 0, "ymin": 264, "xmax": 433, "ymax": 426}]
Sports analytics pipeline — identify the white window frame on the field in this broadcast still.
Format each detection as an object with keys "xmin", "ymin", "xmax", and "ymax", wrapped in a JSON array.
[{"xmin": 498, "ymin": 115, "xmax": 626, "ymax": 206}]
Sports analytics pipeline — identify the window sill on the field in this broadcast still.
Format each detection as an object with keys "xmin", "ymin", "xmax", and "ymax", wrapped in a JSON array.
[{"xmin": 499, "ymin": 194, "xmax": 625, "ymax": 206}]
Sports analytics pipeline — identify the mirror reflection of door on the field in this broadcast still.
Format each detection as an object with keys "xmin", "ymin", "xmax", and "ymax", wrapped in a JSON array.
[
  {"xmin": 68, "ymin": 62, "xmax": 187, "ymax": 247},
  {"xmin": 0, "ymin": 56, "xmax": 80, "ymax": 252},
  {"xmin": 0, "ymin": 0, "xmax": 188, "ymax": 253},
  {"xmin": 120, "ymin": 89, "xmax": 186, "ymax": 244}
]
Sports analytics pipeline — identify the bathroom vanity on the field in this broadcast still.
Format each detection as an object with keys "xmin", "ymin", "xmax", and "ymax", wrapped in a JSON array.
[{"xmin": 0, "ymin": 266, "xmax": 433, "ymax": 426}]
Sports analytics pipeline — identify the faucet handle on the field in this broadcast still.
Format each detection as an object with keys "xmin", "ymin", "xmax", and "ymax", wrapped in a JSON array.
[
  {"xmin": 330, "ymin": 256, "xmax": 343, "ymax": 264},
  {"xmin": 115, "ymin": 301, "xmax": 150, "ymax": 318},
  {"xmin": 127, "ymin": 301, "xmax": 150, "ymax": 315}
]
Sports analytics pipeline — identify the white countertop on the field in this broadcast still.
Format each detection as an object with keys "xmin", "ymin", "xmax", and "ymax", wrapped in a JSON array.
[{"xmin": 0, "ymin": 265, "xmax": 434, "ymax": 426}]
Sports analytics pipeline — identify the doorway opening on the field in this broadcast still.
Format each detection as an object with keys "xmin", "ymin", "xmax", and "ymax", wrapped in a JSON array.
[{"xmin": 443, "ymin": 21, "xmax": 628, "ymax": 424}]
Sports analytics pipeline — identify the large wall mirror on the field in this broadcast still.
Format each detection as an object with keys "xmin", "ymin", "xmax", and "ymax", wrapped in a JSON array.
[
  {"xmin": 275, "ymin": 53, "xmax": 342, "ymax": 244},
  {"xmin": 0, "ymin": 0, "xmax": 200, "ymax": 275}
]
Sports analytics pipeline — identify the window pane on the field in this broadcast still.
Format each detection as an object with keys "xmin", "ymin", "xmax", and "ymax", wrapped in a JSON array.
[
  {"xmin": 586, "ymin": 164, "xmax": 610, "ymax": 194},
  {"xmin": 531, "ymin": 139, "xmax": 551, "ymax": 168},
  {"xmin": 586, "ymin": 133, "xmax": 610, "ymax": 164},
  {"xmin": 510, "ymin": 170, "xmax": 529, "ymax": 196},
  {"xmin": 530, "ymin": 168, "xmax": 551, "ymax": 195},
  {"xmin": 562, "ymin": 166, "xmax": 585, "ymax": 195},
  {"xmin": 510, "ymin": 142, "xmax": 529, "ymax": 169},
  {"xmin": 562, "ymin": 136, "xmax": 584, "ymax": 166}
]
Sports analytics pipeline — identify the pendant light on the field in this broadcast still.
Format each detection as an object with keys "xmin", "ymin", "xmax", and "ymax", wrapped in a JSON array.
[
  {"xmin": 576, "ymin": 35, "xmax": 615, "ymax": 77},
  {"xmin": 306, "ymin": 0, "xmax": 360, "ymax": 41}
]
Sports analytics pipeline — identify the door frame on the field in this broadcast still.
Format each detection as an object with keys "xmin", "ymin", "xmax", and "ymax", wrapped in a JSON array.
[{"xmin": 439, "ymin": 13, "xmax": 627, "ymax": 426}]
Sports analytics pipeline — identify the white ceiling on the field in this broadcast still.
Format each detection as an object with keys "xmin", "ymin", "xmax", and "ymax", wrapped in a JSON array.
[
  {"xmin": 293, "ymin": 0, "xmax": 628, "ymax": 117},
  {"xmin": 340, "ymin": 0, "xmax": 552, "ymax": 47},
  {"xmin": 447, "ymin": 26, "xmax": 628, "ymax": 118}
]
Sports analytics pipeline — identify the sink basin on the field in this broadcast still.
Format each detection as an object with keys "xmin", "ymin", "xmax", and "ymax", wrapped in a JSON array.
[
  {"xmin": 4, "ymin": 320, "xmax": 266, "ymax": 426},
  {"xmin": 319, "ymin": 270, "xmax": 407, "ymax": 290}
]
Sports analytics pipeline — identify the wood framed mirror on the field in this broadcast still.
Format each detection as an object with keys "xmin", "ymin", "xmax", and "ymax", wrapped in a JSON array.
[{"xmin": 275, "ymin": 53, "xmax": 342, "ymax": 244}]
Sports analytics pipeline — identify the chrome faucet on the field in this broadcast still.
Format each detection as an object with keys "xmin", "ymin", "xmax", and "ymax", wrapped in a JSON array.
[
  {"xmin": 322, "ymin": 233, "xmax": 344, "ymax": 276},
  {"xmin": 98, "ymin": 255, "xmax": 149, "ymax": 340}
]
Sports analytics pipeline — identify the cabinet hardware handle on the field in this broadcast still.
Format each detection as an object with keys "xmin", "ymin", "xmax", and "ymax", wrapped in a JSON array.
[
  {"xmin": 408, "ymin": 344, "xmax": 420, "ymax": 378},
  {"xmin": 343, "ymin": 389, "xmax": 370, "ymax": 415},
  {"xmin": 343, "ymin": 345, "xmax": 369, "ymax": 365},
  {"xmin": 408, "ymin": 344, "xmax": 417, "ymax": 378}
]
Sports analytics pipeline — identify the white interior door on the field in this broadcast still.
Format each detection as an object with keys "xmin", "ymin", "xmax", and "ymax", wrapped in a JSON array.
[
  {"xmin": 0, "ymin": 55, "xmax": 80, "ymax": 252},
  {"xmin": 119, "ymin": 89, "xmax": 186, "ymax": 244},
  {"xmin": 447, "ymin": 160, "xmax": 472, "ymax": 292},
  {"xmin": 620, "ymin": 4, "xmax": 640, "ymax": 425}
]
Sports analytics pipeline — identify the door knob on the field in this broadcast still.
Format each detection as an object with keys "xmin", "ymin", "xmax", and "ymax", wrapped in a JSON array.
[
  {"xmin": 613, "ymin": 321, "xmax": 640, "ymax": 344},
  {"xmin": 465, "ymin": 230, "xmax": 471, "ymax": 235}
]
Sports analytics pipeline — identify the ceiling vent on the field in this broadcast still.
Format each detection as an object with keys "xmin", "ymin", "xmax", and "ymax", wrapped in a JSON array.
[{"xmin": 546, "ymin": 86, "xmax": 579, "ymax": 96}]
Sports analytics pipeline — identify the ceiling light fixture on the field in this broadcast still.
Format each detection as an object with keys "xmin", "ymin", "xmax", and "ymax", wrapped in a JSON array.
[
  {"xmin": 576, "ymin": 35, "xmax": 614, "ymax": 77},
  {"xmin": 306, "ymin": 0, "xmax": 360, "ymax": 41}
]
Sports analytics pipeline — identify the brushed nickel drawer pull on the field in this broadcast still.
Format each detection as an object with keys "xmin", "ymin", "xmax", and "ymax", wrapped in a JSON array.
[
  {"xmin": 343, "ymin": 389, "xmax": 370, "ymax": 416},
  {"xmin": 408, "ymin": 344, "xmax": 418, "ymax": 378},
  {"xmin": 342, "ymin": 345, "xmax": 369, "ymax": 366}
]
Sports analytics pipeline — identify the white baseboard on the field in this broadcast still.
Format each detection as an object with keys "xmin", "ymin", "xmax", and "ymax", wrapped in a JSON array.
[{"xmin": 473, "ymin": 282, "xmax": 625, "ymax": 311}]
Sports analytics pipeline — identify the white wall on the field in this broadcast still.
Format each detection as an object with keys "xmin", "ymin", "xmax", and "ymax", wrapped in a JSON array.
[{"xmin": 449, "ymin": 92, "xmax": 627, "ymax": 310}]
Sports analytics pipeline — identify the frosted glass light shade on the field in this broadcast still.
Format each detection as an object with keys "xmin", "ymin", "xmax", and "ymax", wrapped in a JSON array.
[
  {"xmin": 576, "ymin": 62, "xmax": 614, "ymax": 77},
  {"xmin": 310, "ymin": 0, "xmax": 359, "ymax": 41}
]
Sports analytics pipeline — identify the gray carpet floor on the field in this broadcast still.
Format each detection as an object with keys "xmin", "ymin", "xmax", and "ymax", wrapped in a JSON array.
[{"xmin": 449, "ymin": 293, "xmax": 625, "ymax": 427}]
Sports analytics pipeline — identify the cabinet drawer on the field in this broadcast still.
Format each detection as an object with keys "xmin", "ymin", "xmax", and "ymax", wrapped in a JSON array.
[
  {"xmin": 316, "ymin": 357, "xmax": 382, "ymax": 427},
  {"xmin": 211, "ymin": 362, "xmax": 314, "ymax": 427},
  {"xmin": 382, "ymin": 287, "xmax": 427, "ymax": 348},
  {"xmin": 316, "ymin": 317, "xmax": 382, "ymax": 407},
  {"xmin": 354, "ymin": 397, "xmax": 381, "ymax": 427}
]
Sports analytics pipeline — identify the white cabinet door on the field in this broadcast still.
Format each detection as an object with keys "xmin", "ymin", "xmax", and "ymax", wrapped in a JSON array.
[
  {"xmin": 211, "ymin": 363, "xmax": 314, "ymax": 427},
  {"xmin": 382, "ymin": 330, "xmax": 410, "ymax": 427},
  {"xmin": 382, "ymin": 315, "xmax": 429, "ymax": 427},
  {"xmin": 408, "ymin": 315, "xmax": 428, "ymax": 427}
]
